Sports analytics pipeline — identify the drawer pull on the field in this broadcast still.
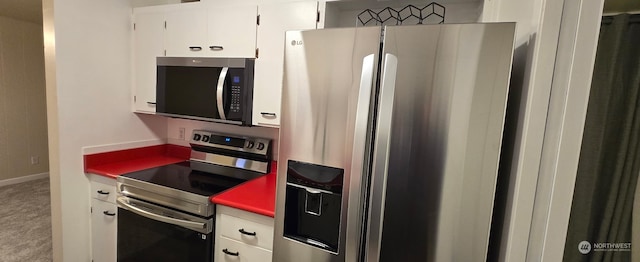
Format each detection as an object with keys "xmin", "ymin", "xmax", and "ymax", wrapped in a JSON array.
[
  {"xmin": 239, "ymin": 228, "xmax": 257, "ymax": 236},
  {"xmin": 223, "ymin": 248, "xmax": 239, "ymax": 256},
  {"xmin": 189, "ymin": 46, "xmax": 203, "ymax": 51},
  {"xmin": 260, "ymin": 112, "xmax": 277, "ymax": 117},
  {"xmin": 210, "ymin": 45, "xmax": 224, "ymax": 50},
  {"xmin": 97, "ymin": 190, "xmax": 110, "ymax": 195},
  {"xmin": 103, "ymin": 211, "xmax": 116, "ymax": 217}
]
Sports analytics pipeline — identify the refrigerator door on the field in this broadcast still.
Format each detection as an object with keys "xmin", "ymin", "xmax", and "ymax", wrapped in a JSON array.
[
  {"xmin": 366, "ymin": 23, "xmax": 516, "ymax": 262},
  {"xmin": 275, "ymin": 27, "xmax": 381, "ymax": 262}
]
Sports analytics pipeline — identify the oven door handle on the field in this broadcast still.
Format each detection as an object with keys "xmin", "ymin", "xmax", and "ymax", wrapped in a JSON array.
[
  {"xmin": 117, "ymin": 197, "xmax": 209, "ymax": 234},
  {"xmin": 216, "ymin": 67, "xmax": 229, "ymax": 120}
]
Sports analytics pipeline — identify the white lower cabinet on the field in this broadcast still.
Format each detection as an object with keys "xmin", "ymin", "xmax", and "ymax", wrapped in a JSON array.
[
  {"xmin": 217, "ymin": 237, "xmax": 272, "ymax": 262},
  {"xmin": 89, "ymin": 174, "xmax": 118, "ymax": 262},
  {"xmin": 91, "ymin": 199, "xmax": 118, "ymax": 262},
  {"xmin": 215, "ymin": 205, "xmax": 274, "ymax": 262}
]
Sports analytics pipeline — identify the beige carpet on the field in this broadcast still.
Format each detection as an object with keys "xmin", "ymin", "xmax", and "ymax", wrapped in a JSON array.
[{"xmin": 0, "ymin": 178, "xmax": 52, "ymax": 262}]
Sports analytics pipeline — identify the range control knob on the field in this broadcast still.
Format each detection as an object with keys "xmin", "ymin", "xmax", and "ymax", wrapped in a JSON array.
[
  {"xmin": 257, "ymin": 142, "xmax": 265, "ymax": 150},
  {"xmin": 201, "ymin": 135, "xmax": 210, "ymax": 143},
  {"xmin": 193, "ymin": 134, "xmax": 202, "ymax": 141},
  {"xmin": 247, "ymin": 141, "xmax": 255, "ymax": 149}
]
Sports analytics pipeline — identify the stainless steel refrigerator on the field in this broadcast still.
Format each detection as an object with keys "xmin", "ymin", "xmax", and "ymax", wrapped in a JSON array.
[{"xmin": 274, "ymin": 23, "xmax": 516, "ymax": 262}]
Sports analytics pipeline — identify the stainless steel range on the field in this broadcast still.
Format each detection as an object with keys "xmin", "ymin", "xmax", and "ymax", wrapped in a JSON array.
[{"xmin": 116, "ymin": 130, "xmax": 271, "ymax": 262}]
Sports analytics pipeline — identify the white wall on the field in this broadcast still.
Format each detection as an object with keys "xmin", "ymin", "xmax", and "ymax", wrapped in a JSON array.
[
  {"xmin": 324, "ymin": 2, "xmax": 482, "ymax": 27},
  {"xmin": 43, "ymin": 0, "xmax": 168, "ymax": 260}
]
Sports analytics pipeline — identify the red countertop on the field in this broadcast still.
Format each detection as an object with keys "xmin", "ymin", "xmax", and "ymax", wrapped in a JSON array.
[
  {"xmin": 211, "ymin": 161, "xmax": 278, "ymax": 217},
  {"xmin": 84, "ymin": 144, "xmax": 191, "ymax": 179},
  {"xmin": 84, "ymin": 144, "xmax": 278, "ymax": 217}
]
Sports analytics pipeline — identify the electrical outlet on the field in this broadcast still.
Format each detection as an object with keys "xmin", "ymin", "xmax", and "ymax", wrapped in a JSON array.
[
  {"xmin": 30, "ymin": 156, "xmax": 39, "ymax": 165},
  {"xmin": 179, "ymin": 127, "xmax": 186, "ymax": 140}
]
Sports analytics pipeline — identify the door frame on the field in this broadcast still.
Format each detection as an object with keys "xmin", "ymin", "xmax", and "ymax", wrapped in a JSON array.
[{"xmin": 527, "ymin": 0, "xmax": 605, "ymax": 261}]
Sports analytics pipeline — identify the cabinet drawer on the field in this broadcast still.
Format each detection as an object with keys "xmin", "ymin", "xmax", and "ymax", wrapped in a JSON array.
[
  {"xmin": 218, "ymin": 213, "xmax": 273, "ymax": 250},
  {"xmin": 90, "ymin": 178, "xmax": 116, "ymax": 204},
  {"xmin": 216, "ymin": 237, "xmax": 272, "ymax": 262}
]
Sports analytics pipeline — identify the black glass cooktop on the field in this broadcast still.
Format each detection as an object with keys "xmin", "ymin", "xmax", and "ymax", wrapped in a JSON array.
[{"xmin": 121, "ymin": 161, "xmax": 246, "ymax": 196}]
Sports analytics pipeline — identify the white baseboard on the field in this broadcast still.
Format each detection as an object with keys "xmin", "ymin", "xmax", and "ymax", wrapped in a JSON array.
[{"xmin": 0, "ymin": 172, "xmax": 50, "ymax": 187}]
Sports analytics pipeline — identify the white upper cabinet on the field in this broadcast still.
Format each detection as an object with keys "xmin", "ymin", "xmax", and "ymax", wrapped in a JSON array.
[
  {"xmin": 163, "ymin": 1, "xmax": 258, "ymax": 58},
  {"xmin": 133, "ymin": 7, "xmax": 165, "ymax": 113},
  {"xmin": 207, "ymin": 2, "xmax": 258, "ymax": 58},
  {"xmin": 252, "ymin": 1, "xmax": 319, "ymax": 127},
  {"xmin": 164, "ymin": 2, "xmax": 208, "ymax": 57},
  {"xmin": 131, "ymin": 1, "xmax": 259, "ymax": 114}
]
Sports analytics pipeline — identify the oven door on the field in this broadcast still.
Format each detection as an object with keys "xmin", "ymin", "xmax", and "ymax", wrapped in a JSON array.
[{"xmin": 116, "ymin": 196, "xmax": 214, "ymax": 262}]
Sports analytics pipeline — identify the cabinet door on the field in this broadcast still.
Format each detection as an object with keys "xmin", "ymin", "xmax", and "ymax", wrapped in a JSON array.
[
  {"xmin": 253, "ymin": 1, "xmax": 318, "ymax": 127},
  {"xmin": 91, "ymin": 199, "xmax": 117, "ymax": 262},
  {"xmin": 165, "ymin": 2, "xmax": 207, "ymax": 57},
  {"xmin": 132, "ymin": 8, "xmax": 164, "ymax": 113},
  {"xmin": 207, "ymin": 3, "xmax": 258, "ymax": 58}
]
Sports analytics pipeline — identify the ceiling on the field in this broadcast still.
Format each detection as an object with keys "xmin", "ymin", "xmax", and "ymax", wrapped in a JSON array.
[
  {"xmin": 604, "ymin": 0, "xmax": 640, "ymax": 13},
  {"xmin": 0, "ymin": 0, "xmax": 42, "ymax": 24}
]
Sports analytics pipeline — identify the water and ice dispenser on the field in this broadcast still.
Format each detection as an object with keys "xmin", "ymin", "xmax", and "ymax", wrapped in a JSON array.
[{"xmin": 283, "ymin": 160, "xmax": 344, "ymax": 253}]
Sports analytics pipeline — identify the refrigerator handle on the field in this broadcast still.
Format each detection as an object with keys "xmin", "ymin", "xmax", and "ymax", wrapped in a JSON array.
[
  {"xmin": 365, "ymin": 53, "xmax": 398, "ymax": 262},
  {"xmin": 346, "ymin": 54, "xmax": 376, "ymax": 259},
  {"xmin": 216, "ymin": 67, "xmax": 229, "ymax": 120}
]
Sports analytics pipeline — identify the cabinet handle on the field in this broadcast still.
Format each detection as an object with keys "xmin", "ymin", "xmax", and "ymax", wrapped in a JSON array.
[
  {"xmin": 189, "ymin": 46, "xmax": 202, "ymax": 51},
  {"xmin": 147, "ymin": 102, "xmax": 156, "ymax": 105},
  {"xmin": 209, "ymin": 45, "xmax": 224, "ymax": 50},
  {"xmin": 97, "ymin": 190, "xmax": 110, "ymax": 195},
  {"xmin": 239, "ymin": 228, "xmax": 257, "ymax": 236},
  {"xmin": 103, "ymin": 211, "xmax": 116, "ymax": 217},
  {"xmin": 222, "ymin": 249, "xmax": 239, "ymax": 256},
  {"xmin": 260, "ymin": 112, "xmax": 277, "ymax": 117}
]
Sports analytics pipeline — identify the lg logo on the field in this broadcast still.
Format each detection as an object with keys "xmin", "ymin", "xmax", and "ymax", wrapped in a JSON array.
[
  {"xmin": 291, "ymin": 40, "xmax": 303, "ymax": 46},
  {"xmin": 578, "ymin": 241, "xmax": 592, "ymax": 255}
]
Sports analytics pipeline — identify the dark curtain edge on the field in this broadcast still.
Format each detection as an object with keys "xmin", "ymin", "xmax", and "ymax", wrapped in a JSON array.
[
  {"xmin": 602, "ymin": 14, "xmax": 640, "ymax": 24},
  {"xmin": 563, "ymin": 12, "xmax": 640, "ymax": 262}
]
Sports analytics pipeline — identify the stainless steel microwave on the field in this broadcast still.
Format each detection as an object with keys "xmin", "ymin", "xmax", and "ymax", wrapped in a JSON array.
[{"xmin": 156, "ymin": 57, "xmax": 254, "ymax": 126}]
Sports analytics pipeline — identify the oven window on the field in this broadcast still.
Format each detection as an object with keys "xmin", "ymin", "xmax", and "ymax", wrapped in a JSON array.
[{"xmin": 117, "ymin": 208, "xmax": 213, "ymax": 262}]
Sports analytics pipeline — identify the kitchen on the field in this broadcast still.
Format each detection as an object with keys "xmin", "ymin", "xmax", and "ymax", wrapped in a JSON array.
[{"xmin": 42, "ymin": 0, "xmax": 590, "ymax": 261}]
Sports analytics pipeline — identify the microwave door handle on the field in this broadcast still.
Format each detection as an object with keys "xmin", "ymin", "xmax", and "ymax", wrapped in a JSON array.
[{"xmin": 217, "ymin": 67, "xmax": 229, "ymax": 120}]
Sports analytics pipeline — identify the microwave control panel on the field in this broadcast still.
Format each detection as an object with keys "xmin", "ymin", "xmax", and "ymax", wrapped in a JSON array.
[
  {"xmin": 231, "ymin": 85, "xmax": 241, "ymax": 113},
  {"xmin": 226, "ymin": 69, "xmax": 246, "ymax": 120}
]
